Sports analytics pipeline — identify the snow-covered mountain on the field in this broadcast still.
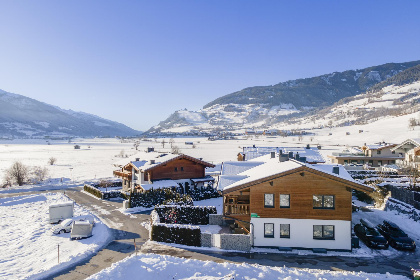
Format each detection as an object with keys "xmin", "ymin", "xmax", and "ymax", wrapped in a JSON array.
[
  {"xmin": 147, "ymin": 61, "xmax": 420, "ymax": 134},
  {"xmin": 0, "ymin": 90, "xmax": 140, "ymax": 138}
]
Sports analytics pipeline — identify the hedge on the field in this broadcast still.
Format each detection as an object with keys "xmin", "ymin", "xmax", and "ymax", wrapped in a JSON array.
[
  {"xmin": 151, "ymin": 223, "xmax": 201, "ymax": 246},
  {"xmin": 187, "ymin": 186, "xmax": 222, "ymax": 201},
  {"xmin": 84, "ymin": 185, "xmax": 103, "ymax": 199},
  {"xmin": 155, "ymin": 205, "xmax": 217, "ymax": 225},
  {"xmin": 129, "ymin": 188, "xmax": 193, "ymax": 208}
]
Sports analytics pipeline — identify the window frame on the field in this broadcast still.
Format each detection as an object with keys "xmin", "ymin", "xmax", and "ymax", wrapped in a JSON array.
[
  {"xmin": 264, "ymin": 223, "xmax": 274, "ymax": 238},
  {"xmin": 313, "ymin": 225, "xmax": 335, "ymax": 240},
  {"xmin": 279, "ymin": 194, "xmax": 290, "ymax": 208},
  {"xmin": 264, "ymin": 193, "xmax": 275, "ymax": 208},
  {"xmin": 280, "ymin": 224, "xmax": 290, "ymax": 238},
  {"xmin": 313, "ymin": 195, "xmax": 335, "ymax": 209}
]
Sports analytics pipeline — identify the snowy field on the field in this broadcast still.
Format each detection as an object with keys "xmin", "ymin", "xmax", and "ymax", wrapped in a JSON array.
[
  {"xmin": 0, "ymin": 113, "xmax": 419, "ymax": 190},
  {"xmin": 0, "ymin": 192, "xmax": 111, "ymax": 280},
  {"xmin": 85, "ymin": 253, "xmax": 407, "ymax": 280}
]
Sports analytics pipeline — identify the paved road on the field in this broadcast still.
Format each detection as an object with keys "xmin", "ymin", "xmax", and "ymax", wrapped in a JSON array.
[
  {"xmin": 1, "ymin": 189, "xmax": 417, "ymax": 279},
  {"xmin": 46, "ymin": 190, "xmax": 230, "ymax": 280}
]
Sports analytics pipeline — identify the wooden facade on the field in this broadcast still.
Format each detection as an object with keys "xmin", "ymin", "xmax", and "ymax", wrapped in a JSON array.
[
  {"xmin": 147, "ymin": 158, "xmax": 206, "ymax": 181},
  {"xmin": 223, "ymin": 166, "xmax": 373, "ymax": 230},
  {"xmin": 114, "ymin": 153, "xmax": 215, "ymax": 192}
]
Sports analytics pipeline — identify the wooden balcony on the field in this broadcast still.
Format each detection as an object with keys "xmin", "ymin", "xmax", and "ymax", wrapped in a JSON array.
[
  {"xmin": 224, "ymin": 204, "xmax": 250, "ymax": 216},
  {"xmin": 113, "ymin": 170, "xmax": 132, "ymax": 180}
]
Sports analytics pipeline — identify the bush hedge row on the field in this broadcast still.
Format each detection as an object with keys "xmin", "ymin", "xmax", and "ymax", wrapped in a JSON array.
[
  {"xmin": 129, "ymin": 188, "xmax": 193, "ymax": 208},
  {"xmin": 155, "ymin": 205, "xmax": 217, "ymax": 225},
  {"xmin": 151, "ymin": 224, "xmax": 201, "ymax": 246},
  {"xmin": 84, "ymin": 185, "xmax": 103, "ymax": 199},
  {"xmin": 187, "ymin": 186, "xmax": 221, "ymax": 201}
]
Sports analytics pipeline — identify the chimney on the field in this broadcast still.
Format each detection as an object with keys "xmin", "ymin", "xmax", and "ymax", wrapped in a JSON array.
[
  {"xmin": 288, "ymin": 152, "xmax": 294, "ymax": 158},
  {"xmin": 332, "ymin": 166, "xmax": 340, "ymax": 175},
  {"xmin": 270, "ymin": 152, "xmax": 276, "ymax": 158},
  {"xmin": 279, "ymin": 154, "xmax": 289, "ymax": 162},
  {"xmin": 279, "ymin": 149, "xmax": 283, "ymax": 155},
  {"xmin": 306, "ymin": 144, "xmax": 310, "ymax": 149},
  {"xmin": 150, "ymin": 159, "xmax": 155, "ymax": 164},
  {"xmin": 295, "ymin": 152, "xmax": 300, "ymax": 160},
  {"xmin": 253, "ymin": 144, "xmax": 256, "ymax": 148},
  {"xmin": 135, "ymin": 158, "xmax": 140, "ymax": 161},
  {"xmin": 299, "ymin": 156, "xmax": 306, "ymax": 163}
]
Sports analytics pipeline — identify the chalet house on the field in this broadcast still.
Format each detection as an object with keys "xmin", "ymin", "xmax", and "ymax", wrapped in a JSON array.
[
  {"xmin": 328, "ymin": 142, "xmax": 403, "ymax": 167},
  {"xmin": 221, "ymin": 152, "xmax": 373, "ymax": 251},
  {"xmin": 392, "ymin": 138, "xmax": 420, "ymax": 170},
  {"xmin": 237, "ymin": 145, "xmax": 325, "ymax": 164},
  {"xmin": 113, "ymin": 151, "xmax": 215, "ymax": 193}
]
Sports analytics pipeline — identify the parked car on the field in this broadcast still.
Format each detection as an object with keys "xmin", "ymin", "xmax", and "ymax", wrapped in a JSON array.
[
  {"xmin": 51, "ymin": 216, "xmax": 94, "ymax": 234},
  {"xmin": 70, "ymin": 221, "xmax": 93, "ymax": 240},
  {"xmin": 354, "ymin": 219, "xmax": 388, "ymax": 249},
  {"xmin": 376, "ymin": 220, "xmax": 416, "ymax": 251}
]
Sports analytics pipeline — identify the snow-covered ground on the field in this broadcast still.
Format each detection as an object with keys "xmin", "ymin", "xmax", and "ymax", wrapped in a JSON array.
[
  {"xmin": 85, "ymin": 253, "xmax": 407, "ymax": 280},
  {"xmin": 0, "ymin": 192, "xmax": 111, "ymax": 280}
]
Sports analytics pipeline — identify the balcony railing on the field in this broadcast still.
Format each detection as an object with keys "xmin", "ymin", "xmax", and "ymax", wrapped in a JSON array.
[
  {"xmin": 224, "ymin": 204, "xmax": 250, "ymax": 215},
  {"xmin": 113, "ymin": 170, "xmax": 132, "ymax": 180}
]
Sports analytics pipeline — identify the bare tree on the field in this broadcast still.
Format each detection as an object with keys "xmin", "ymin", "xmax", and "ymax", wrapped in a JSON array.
[
  {"xmin": 31, "ymin": 166, "xmax": 49, "ymax": 184},
  {"xmin": 48, "ymin": 157, "xmax": 57, "ymax": 165},
  {"xmin": 5, "ymin": 161, "xmax": 29, "ymax": 186},
  {"xmin": 161, "ymin": 139, "xmax": 166, "ymax": 148},
  {"xmin": 171, "ymin": 145, "xmax": 180, "ymax": 154},
  {"xmin": 133, "ymin": 141, "xmax": 139, "ymax": 150},
  {"xmin": 169, "ymin": 138, "xmax": 175, "ymax": 148}
]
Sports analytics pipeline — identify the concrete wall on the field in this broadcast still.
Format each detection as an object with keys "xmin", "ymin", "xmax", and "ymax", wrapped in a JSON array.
[
  {"xmin": 201, "ymin": 232, "xmax": 251, "ymax": 251},
  {"xmin": 251, "ymin": 217, "xmax": 351, "ymax": 251}
]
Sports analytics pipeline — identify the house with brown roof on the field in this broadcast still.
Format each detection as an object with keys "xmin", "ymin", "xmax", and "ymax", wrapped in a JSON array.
[
  {"xmin": 221, "ymin": 152, "xmax": 373, "ymax": 251},
  {"xmin": 113, "ymin": 151, "xmax": 215, "ymax": 193}
]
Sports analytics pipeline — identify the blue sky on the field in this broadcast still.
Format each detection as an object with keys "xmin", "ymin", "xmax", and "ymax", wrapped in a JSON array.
[{"xmin": 0, "ymin": 1, "xmax": 419, "ymax": 131}]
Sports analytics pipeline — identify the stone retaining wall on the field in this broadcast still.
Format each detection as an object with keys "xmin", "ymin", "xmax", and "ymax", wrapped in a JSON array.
[{"xmin": 201, "ymin": 232, "xmax": 251, "ymax": 251}]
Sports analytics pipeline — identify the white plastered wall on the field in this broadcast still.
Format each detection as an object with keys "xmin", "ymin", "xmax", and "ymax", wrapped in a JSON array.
[{"xmin": 251, "ymin": 217, "xmax": 351, "ymax": 250}]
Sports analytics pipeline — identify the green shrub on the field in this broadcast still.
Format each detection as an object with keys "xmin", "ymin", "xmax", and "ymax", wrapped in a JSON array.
[{"xmin": 151, "ymin": 224, "xmax": 201, "ymax": 246}]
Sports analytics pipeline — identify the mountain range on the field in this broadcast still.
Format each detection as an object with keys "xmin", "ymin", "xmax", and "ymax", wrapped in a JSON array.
[
  {"xmin": 0, "ymin": 89, "xmax": 140, "ymax": 138},
  {"xmin": 147, "ymin": 60, "xmax": 420, "ymax": 134}
]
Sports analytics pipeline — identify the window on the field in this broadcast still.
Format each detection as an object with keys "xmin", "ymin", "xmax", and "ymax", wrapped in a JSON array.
[
  {"xmin": 378, "ymin": 160, "xmax": 382, "ymax": 166},
  {"xmin": 264, "ymin": 194, "xmax": 274, "ymax": 208},
  {"xmin": 264, "ymin": 223, "xmax": 274, "ymax": 238},
  {"xmin": 280, "ymin": 224, "xmax": 290, "ymax": 238},
  {"xmin": 377, "ymin": 150, "xmax": 381, "ymax": 155},
  {"xmin": 313, "ymin": 195, "xmax": 335, "ymax": 209},
  {"xmin": 313, "ymin": 225, "xmax": 335, "ymax": 240},
  {"xmin": 174, "ymin": 167, "xmax": 178, "ymax": 172},
  {"xmin": 392, "ymin": 151, "xmax": 395, "ymax": 154},
  {"xmin": 280, "ymin": 194, "xmax": 290, "ymax": 208},
  {"xmin": 181, "ymin": 167, "xmax": 184, "ymax": 171}
]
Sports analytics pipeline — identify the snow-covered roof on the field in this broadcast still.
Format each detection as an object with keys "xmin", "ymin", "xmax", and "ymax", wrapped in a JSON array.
[
  {"xmin": 221, "ymin": 154, "xmax": 373, "ymax": 192},
  {"xmin": 218, "ymin": 175, "xmax": 249, "ymax": 190},
  {"xmin": 364, "ymin": 143, "xmax": 397, "ymax": 150},
  {"xmin": 118, "ymin": 151, "xmax": 214, "ymax": 172},
  {"xmin": 221, "ymin": 161, "xmax": 265, "ymax": 175},
  {"xmin": 392, "ymin": 138, "xmax": 420, "ymax": 152},
  {"xmin": 241, "ymin": 146, "xmax": 325, "ymax": 163}
]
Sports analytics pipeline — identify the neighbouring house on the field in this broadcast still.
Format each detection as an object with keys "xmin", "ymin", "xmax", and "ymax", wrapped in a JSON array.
[
  {"xmin": 113, "ymin": 151, "xmax": 215, "ymax": 193},
  {"xmin": 237, "ymin": 145, "xmax": 325, "ymax": 164},
  {"xmin": 220, "ymin": 152, "xmax": 374, "ymax": 251},
  {"xmin": 392, "ymin": 138, "xmax": 420, "ymax": 170},
  {"xmin": 328, "ymin": 142, "xmax": 403, "ymax": 167}
]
